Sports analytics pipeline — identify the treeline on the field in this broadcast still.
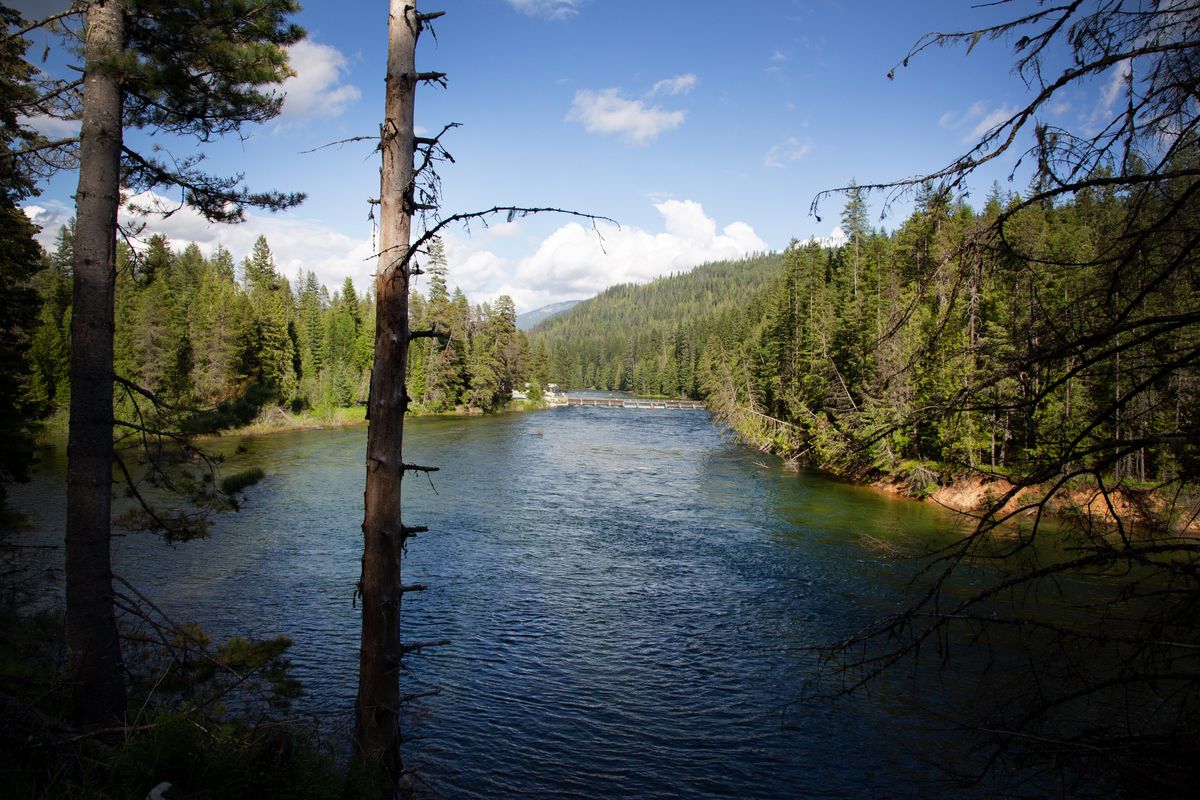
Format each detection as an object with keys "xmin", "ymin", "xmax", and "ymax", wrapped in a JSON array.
[
  {"xmin": 533, "ymin": 176, "xmax": 1197, "ymax": 490},
  {"xmin": 705, "ymin": 180, "xmax": 1198, "ymax": 487},
  {"xmin": 25, "ymin": 227, "xmax": 533, "ymax": 429},
  {"xmin": 28, "ymin": 227, "xmax": 374, "ymax": 427},
  {"xmin": 530, "ymin": 252, "xmax": 783, "ymax": 397},
  {"xmin": 407, "ymin": 239, "xmax": 538, "ymax": 413}
]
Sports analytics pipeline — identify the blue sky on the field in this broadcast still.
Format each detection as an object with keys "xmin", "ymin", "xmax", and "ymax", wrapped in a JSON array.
[{"xmin": 16, "ymin": 0, "xmax": 1114, "ymax": 311}]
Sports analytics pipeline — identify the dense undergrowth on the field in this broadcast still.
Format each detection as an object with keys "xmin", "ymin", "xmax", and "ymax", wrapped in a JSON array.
[{"xmin": 0, "ymin": 606, "xmax": 376, "ymax": 800}]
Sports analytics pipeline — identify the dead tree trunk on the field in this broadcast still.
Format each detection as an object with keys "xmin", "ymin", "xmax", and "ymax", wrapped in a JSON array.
[
  {"xmin": 355, "ymin": 0, "xmax": 419, "ymax": 785},
  {"xmin": 65, "ymin": 0, "xmax": 127, "ymax": 727}
]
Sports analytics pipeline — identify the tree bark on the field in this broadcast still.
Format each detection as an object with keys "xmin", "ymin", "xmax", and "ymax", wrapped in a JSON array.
[
  {"xmin": 356, "ymin": 0, "xmax": 418, "ymax": 786},
  {"xmin": 65, "ymin": 0, "xmax": 126, "ymax": 726}
]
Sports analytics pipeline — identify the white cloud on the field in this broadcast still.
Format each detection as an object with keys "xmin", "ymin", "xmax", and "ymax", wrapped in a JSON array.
[
  {"xmin": 438, "ymin": 242, "xmax": 509, "ymax": 295},
  {"xmin": 968, "ymin": 105, "xmax": 1016, "ymax": 140},
  {"xmin": 507, "ymin": 0, "xmax": 584, "ymax": 20},
  {"xmin": 804, "ymin": 226, "xmax": 847, "ymax": 249},
  {"xmin": 649, "ymin": 73, "xmax": 698, "ymax": 97},
  {"xmin": 485, "ymin": 220, "xmax": 523, "ymax": 239},
  {"xmin": 17, "ymin": 114, "xmax": 80, "ymax": 139},
  {"xmin": 428, "ymin": 201, "xmax": 766, "ymax": 311},
  {"xmin": 499, "ymin": 200, "xmax": 766, "ymax": 310},
  {"xmin": 939, "ymin": 101, "xmax": 1015, "ymax": 142},
  {"xmin": 26, "ymin": 193, "xmax": 765, "ymax": 317},
  {"xmin": 1099, "ymin": 59, "xmax": 1131, "ymax": 113},
  {"xmin": 938, "ymin": 101, "xmax": 984, "ymax": 130},
  {"xmin": 275, "ymin": 40, "xmax": 361, "ymax": 127},
  {"xmin": 1086, "ymin": 59, "xmax": 1131, "ymax": 132},
  {"xmin": 119, "ymin": 191, "xmax": 377, "ymax": 293},
  {"xmin": 763, "ymin": 137, "xmax": 812, "ymax": 168},
  {"xmin": 22, "ymin": 199, "xmax": 74, "ymax": 248},
  {"xmin": 567, "ymin": 88, "xmax": 685, "ymax": 145}
]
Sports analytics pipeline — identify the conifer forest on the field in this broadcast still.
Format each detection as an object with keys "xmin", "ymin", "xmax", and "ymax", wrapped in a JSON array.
[
  {"xmin": 26, "ymin": 227, "xmax": 534, "ymax": 425},
  {"xmin": 2, "ymin": 2, "xmax": 1198, "ymax": 799}
]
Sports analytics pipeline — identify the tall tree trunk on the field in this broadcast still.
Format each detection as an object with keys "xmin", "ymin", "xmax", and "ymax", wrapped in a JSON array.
[
  {"xmin": 356, "ymin": 0, "xmax": 418, "ymax": 785},
  {"xmin": 66, "ymin": 0, "xmax": 126, "ymax": 727}
]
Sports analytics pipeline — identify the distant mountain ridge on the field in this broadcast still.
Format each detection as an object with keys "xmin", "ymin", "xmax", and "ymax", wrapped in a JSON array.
[
  {"xmin": 528, "ymin": 252, "xmax": 786, "ymax": 395},
  {"xmin": 517, "ymin": 299, "xmax": 582, "ymax": 331}
]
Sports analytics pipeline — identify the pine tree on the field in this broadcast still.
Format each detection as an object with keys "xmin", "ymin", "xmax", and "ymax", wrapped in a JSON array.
[
  {"xmin": 0, "ymin": 206, "xmax": 40, "ymax": 509},
  {"xmin": 190, "ymin": 252, "xmax": 244, "ymax": 401},
  {"xmin": 240, "ymin": 236, "xmax": 297, "ymax": 404},
  {"xmin": 416, "ymin": 237, "xmax": 459, "ymax": 409},
  {"xmin": 63, "ymin": 0, "xmax": 302, "ymax": 726},
  {"xmin": 242, "ymin": 234, "xmax": 279, "ymax": 290},
  {"xmin": 29, "ymin": 224, "xmax": 75, "ymax": 412},
  {"xmin": 295, "ymin": 270, "xmax": 326, "ymax": 403},
  {"xmin": 0, "ymin": 3, "xmax": 48, "ymax": 506},
  {"xmin": 490, "ymin": 294, "xmax": 523, "ymax": 398},
  {"xmin": 840, "ymin": 181, "xmax": 869, "ymax": 301},
  {"xmin": 357, "ymin": 0, "xmax": 427, "ymax": 779},
  {"xmin": 467, "ymin": 301, "xmax": 503, "ymax": 411}
]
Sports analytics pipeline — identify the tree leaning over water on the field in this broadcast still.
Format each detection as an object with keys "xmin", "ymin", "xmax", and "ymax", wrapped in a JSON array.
[
  {"xmin": 59, "ymin": 0, "xmax": 303, "ymax": 727},
  {"xmin": 811, "ymin": 2, "xmax": 1200, "ymax": 793}
]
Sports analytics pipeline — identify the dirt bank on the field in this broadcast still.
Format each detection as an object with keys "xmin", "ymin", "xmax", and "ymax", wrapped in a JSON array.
[{"xmin": 872, "ymin": 472, "xmax": 1199, "ymax": 534}]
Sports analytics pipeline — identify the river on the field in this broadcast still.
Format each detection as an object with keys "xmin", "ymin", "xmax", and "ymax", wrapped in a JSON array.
[{"xmin": 10, "ymin": 404, "xmax": 998, "ymax": 798}]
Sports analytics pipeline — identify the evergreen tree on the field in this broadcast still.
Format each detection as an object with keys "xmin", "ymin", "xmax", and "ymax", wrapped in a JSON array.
[
  {"xmin": 466, "ymin": 301, "xmax": 504, "ymax": 411},
  {"xmin": 190, "ymin": 250, "xmax": 245, "ymax": 401},
  {"xmin": 490, "ymin": 294, "xmax": 524, "ymax": 398},
  {"xmin": 0, "ymin": 209, "xmax": 40, "ymax": 509},
  {"xmin": 240, "ymin": 236, "xmax": 297, "ymax": 404},
  {"xmin": 0, "ymin": 3, "xmax": 45, "ymax": 506},
  {"xmin": 531, "ymin": 253, "xmax": 785, "ymax": 396},
  {"xmin": 61, "ymin": 0, "xmax": 303, "ymax": 726},
  {"xmin": 295, "ymin": 269, "xmax": 327, "ymax": 403},
  {"xmin": 29, "ymin": 224, "xmax": 74, "ymax": 412}
]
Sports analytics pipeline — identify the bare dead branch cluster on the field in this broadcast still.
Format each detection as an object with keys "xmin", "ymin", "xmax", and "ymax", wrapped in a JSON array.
[{"xmin": 815, "ymin": 3, "xmax": 1200, "ymax": 795}]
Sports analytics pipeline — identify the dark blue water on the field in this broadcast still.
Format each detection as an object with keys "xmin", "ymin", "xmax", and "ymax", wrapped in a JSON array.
[{"xmin": 9, "ymin": 407, "xmax": 983, "ymax": 798}]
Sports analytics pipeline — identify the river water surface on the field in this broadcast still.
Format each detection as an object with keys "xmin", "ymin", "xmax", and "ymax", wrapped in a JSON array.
[{"xmin": 12, "ymin": 405, "xmax": 993, "ymax": 798}]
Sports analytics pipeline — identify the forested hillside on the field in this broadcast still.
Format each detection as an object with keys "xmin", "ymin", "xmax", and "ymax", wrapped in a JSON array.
[
  {"xmin": 531, "ymin": 252, "xmax": 784, "ymax": 396},
  {"xmin": 25, "ymin": 228, "xmax": 534, "ymax": 430},
  {"xmin": 532, "ymin": 175, "xmax": 1197, "ymax": 502},
  {"xmin": 707, "ymin": 179, "xmax": 1197, "ymax": 498}
]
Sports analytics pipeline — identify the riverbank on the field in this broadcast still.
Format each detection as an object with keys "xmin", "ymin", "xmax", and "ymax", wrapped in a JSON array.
[
  {"xmin": 31, "ymin": 405, "xmax": 371, "ymax": 446},
  {"xmin": 34, "ymin": 397, "xmax": 550, "ymax": 448},
  {"xmin": 868, "ymin": 470, "xmax": 1199, "ymax": 534},
  {"xmin": 720, "ymin": 405, "xmax": 1198, "ymax": 535},
  {"xmin": 224, "ymin": 404, "xmax": 367, "ymax": 436},
  {"xmin": 234, "ymin": 397, "xmax": 547, "ymax": 434}
]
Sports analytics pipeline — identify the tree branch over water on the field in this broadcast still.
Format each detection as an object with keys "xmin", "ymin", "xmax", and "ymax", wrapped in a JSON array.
[{"xmin": 808, "ymin": 3, "xmax": 1200, "ymax": 795}]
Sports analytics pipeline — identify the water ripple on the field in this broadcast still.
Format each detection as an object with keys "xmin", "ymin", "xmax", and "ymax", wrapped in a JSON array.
[{"xmin": 8, "ymin": 408, "xmax": 979, "ymax": 799}]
